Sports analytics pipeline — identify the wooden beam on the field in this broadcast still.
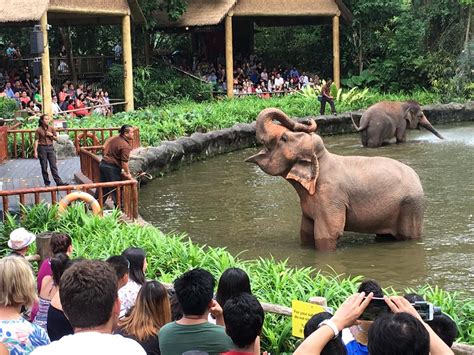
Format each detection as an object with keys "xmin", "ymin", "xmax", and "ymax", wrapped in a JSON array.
[
  {"xmin": 122, "ymin": 14, "xmax": 134, "ymax": 111},
  {"xmin": 40, "ymin": 13, "xmax": 52, "ymax": 116},
  {"xmin": 332, "ymin": 15, "xmax": 340, "ymax": 89},
  {"xmin": 225, "ymin": 14, "xmax": 234, "ymax": 98}
]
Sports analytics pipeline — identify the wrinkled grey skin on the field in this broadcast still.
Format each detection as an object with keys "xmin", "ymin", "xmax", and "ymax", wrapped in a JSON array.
[
  {"xmin": 351, "ymin": 101, "xmax": 444, "ymax": 148},
  {"xmin": 247, "ymin": 108, "xmax": 425, "ymax": 251}
]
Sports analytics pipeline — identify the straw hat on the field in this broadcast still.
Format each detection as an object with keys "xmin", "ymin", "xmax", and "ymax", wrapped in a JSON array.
[{"xmin": 8, "ymin": 228, "xmax": 36, "ymax": 250}]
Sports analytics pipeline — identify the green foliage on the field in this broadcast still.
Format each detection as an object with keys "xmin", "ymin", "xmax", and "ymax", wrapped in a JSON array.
[
  {"xmin": 2, "ymin": 204, "xmax": 473, "ymax": 350},
  {"xmin": 60, "ymin": 88, "xmax": 441, "ymax": 147},
  {"xmin": 102, "ymin": 64, "xmax": 212, "ymax": 108},
  {"xmin": 0, "ymin": 97, "xmax": 18, "ymax": 119}
]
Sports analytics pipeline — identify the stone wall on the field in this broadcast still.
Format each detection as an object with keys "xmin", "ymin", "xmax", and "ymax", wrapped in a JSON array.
[{"xmin": 129, "ymin": 102, "xmax": 474, "ymax": 175}]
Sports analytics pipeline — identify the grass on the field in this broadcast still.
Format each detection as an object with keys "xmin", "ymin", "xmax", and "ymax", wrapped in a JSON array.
[
  {"xmin": 10, "ymin": 88, "xmax": 446, "ymax": 157},
  {"xmin": 1, "ymin": 204, "xmax": 473, "ymax": 351}
]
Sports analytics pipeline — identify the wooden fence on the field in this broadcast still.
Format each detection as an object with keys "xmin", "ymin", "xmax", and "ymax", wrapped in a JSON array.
[
  {"xmin": 4, "ymin": 127, "xmax": 140, "ymax": 159},
  {"xmin": 0, "ymin": 180, "xmax": 139, "ymax": 221},
  {"xmin": 79, "ymin": 146, "xmax": 103, "ymax": 182}
]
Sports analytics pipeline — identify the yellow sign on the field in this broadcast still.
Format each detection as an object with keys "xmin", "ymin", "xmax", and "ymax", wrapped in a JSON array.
[{"xmin": 292, "ymin": 300, "xmax": 326, "ymax": 338}]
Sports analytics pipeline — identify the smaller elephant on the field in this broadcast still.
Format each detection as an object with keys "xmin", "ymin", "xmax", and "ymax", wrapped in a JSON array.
[{"xmin": 351, "ymin": 101, "xmax": 444, "ymax": 148}]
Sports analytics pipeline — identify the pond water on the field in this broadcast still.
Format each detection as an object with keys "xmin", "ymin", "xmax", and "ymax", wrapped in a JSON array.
[{"xmin": 139, "ymin": 122, "xmax": 474, "ymax": 297}]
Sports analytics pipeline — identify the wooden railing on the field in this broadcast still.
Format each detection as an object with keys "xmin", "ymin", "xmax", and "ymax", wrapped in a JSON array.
[
  {"xmin": 79, "ymin": 146, "xmax": 102, "ymax": 182},
  {"xmin": 0, "ymin": 180, "xmax": 139, "ymax": 221},
  {"xmin": 5, "ymin": 127, "xmax": 140, "ymax": 159}
]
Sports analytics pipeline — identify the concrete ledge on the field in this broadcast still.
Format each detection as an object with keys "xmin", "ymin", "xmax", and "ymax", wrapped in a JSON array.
[{"xmin": 129, "ymin": 102, "xmax": 474, "ymax": 176}]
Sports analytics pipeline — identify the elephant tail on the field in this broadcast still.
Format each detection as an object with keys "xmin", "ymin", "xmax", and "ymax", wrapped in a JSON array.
[{"xmin": 350, "ymin": 112, "xmax": 368, "ymax": 132}]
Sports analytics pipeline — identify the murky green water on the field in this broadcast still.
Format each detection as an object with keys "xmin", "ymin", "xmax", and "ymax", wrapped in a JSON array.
[{"xmin": 139, "ymin": 123, "xmax": 474, "ymax": 297}]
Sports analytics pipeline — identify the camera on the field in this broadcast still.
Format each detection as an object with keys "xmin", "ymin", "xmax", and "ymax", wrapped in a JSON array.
[
  {"xmin": 358, "ymin": 298, "xmax": 442, "ymax": 321},
  {"xmin": 413, "ymin": 301, "xmax": 442, "ymax": 322}
]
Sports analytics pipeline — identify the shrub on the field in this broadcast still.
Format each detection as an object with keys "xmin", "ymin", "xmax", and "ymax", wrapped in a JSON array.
[{"xmin": 0, "ymin": 97, "xmax": 18, "ymax": 119}]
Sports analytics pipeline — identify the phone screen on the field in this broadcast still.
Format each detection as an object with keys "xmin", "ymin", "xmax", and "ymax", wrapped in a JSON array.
[
  {"xmin": 413, "ymin": 302, "xmax": 434, "ymax": 321},
  {"xmin": 358, "ymin": 297, "xmax": 391, "ymax": 321}
]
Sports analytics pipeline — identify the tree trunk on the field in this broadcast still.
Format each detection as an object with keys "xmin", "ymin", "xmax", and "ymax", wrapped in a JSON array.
[
  {"xmin": 59, "ymin": 27, "xmax": 77, "ymax": 82},
  {"xmin": 464, "ymin": 5, "xmax": 471, "ymax": 51},
  {"xmin": 358, "ymin": 23, "xmax": 363, "ymax": 74}
]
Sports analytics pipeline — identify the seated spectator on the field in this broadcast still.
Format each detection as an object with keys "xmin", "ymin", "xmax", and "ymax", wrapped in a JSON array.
[
  {"xmin": 66, "ymin": 98, "xmax": 75, "ymax": 114},
  {"xmin": 4, "ymin": 82, "xmax": 15, "ymax": 98},
  {"xmin": 0, "ymin": 256, "xmax": 50, "ymax": 353},
  {"xmin": 33, "ymin": 253, "xmax": 69, "ymax": 330},
  {"xmin": 221, "ymin": 293, "xmax": 264, "ymax": 355},
  {"xmin": 158, "ymin": 268, "xmax": 234, "ymax": 354},
  {"xmin": 342, "ymin": 280, "xmax": 383, "ymax": 354},
  {"xmin": 58, "ymin": 86, "xmax": 68, "ymax": 104},
  {"xmin": 74, "ymin": 93, "xmax": 89, "ymax": 117},
  {"xmin": 32, "ymin": 260, "xmax": 146, "ymax": 355},
  {"xmin": 20, "ymin": 90, "xmax": 31, "ymax": 105},
  {"xmin": 119, "ymin": 247, "xmax": 147, "ymax": 317},
  {"xmin": 8, "ymin": 227, "xmax": 36, "ymax": 257},
  {"xmin": 304, "ymin": 312, "xmax": 347, "ymax": 355},
  {"xmin": 51, "ymin": 95, "xmax": 62, "ymax": 115},
  {"xmin": 117, "ymin": 281, "xmax": 172, "ymax": 355},
  {"xmin": 26, "ymin": 100, "xmax": 40, "ymax": 116},
  {"xmin": 106, "ymin": 255, "xmax": 130, "ymax": 290}
]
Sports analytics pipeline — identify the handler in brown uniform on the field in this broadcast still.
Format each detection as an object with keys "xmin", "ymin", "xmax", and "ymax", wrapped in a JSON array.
[
  {"xmin": 96, "ymin": 124, "xmax": 133, "ymax": 206},
  {"xmin": 33, "ymin": 114, "xmax": 65, "ymax": 186}
]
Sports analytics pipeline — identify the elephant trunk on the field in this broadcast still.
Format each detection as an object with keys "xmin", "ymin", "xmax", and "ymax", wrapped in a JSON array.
[
  {"xmin": 419, "ymin": 115, "xmax": 444, "ymax": 139},
  {"xmin": 255, "ymin": 108, "xmax": 317, "ymax": 146}
]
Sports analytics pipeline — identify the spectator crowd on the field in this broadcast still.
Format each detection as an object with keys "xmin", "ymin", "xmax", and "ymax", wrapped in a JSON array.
[
  {"xmin": 0, "ymin": 42, "xmax": 113, "ymax": 118},
  {"xmin": 172, "ymin": 53, "xmax": 323, "ymax": 97},
  {"xmin": 0, "ymin": 227, "xmax": 459, "ymax": 355}
]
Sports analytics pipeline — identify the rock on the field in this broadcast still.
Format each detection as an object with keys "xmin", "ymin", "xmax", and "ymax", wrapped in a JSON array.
[{"xmin": 54, "ymin": 134, "xmax": 76, "ymax": 159}]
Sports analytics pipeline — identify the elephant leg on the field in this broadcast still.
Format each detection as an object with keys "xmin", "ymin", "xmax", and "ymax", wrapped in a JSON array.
[
  {"xmin": 396, "ymin": 197, "xmax": 424, "ymax": 240},
  {"xmin": 395, "ymin": 129, "xmax": 407, "ymax": 144},
  {"xmin": 313, "ymin": 207, "xmax": 346, "ymax": 251},
  {"xmin": 300, "ymin": 215, "xmax": 315, "ymax": 246}
]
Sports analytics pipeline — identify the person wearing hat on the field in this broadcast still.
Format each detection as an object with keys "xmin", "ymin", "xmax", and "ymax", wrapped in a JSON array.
[{"xmin": 8, "ymin": 228, "xmax": 36, "ymax": 257}]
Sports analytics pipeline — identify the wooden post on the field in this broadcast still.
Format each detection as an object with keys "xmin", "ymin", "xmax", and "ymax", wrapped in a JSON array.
[
  {"xmin": 40, "ymin": 13, "xmax": 52, "ymax": 115},
  {"xmin": 225, "ymin": 13, "xmax": 234, "ymax": 98},
  {"xmin": 332, "ymin": 15, "xmax": 340, "ymax": 89},
  {"xmin": 122, "ymin": 14, "xmax": 134, "ymax": 111},
  {"xmin": 36, "ymin": 232, "xmax": 53, "ymax": 263}
]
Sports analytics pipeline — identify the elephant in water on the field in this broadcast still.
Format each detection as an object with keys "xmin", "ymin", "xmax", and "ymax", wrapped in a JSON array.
[
  {"xmin": 246, "ymin": 108, "xmax": 425, "ymax": 251},
  {"xmin": 351, "ymin": 101, "xmax": 444, "ymax": 148}
]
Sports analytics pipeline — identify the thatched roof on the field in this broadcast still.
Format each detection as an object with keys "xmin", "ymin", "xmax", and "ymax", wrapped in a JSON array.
[
  {"xmin": 153, "ymin": 0, "xmax": 237, "ymax": 28},
  {"xmin": 0, "ymin": 0, "xmax": 48, "ymax": 23},
  {"xmin": 233, "ymin": 0, "xmax": 340, "ymax": 17},
  {"xmin": 153, "ymin": 0, "xmax": 353, "ymax": 28},
  {"xmin": 0, "ymin": 0, "xmax": 144, "ymax": 25}
]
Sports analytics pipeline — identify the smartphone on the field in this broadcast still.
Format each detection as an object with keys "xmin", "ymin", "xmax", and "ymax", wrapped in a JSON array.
[
  {"xmin": 358, "ymin": 297, "xmax": 391, "ymax": 321},
  {"xmin": 413, "ymin": 301, "xmax": 435, "ymax": 321}
]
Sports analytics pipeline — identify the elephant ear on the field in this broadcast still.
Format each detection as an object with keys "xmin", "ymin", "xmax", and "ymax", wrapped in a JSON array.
[{"xmin": 285, "ymin": 153, "xmax": 319, "ymax": 195}]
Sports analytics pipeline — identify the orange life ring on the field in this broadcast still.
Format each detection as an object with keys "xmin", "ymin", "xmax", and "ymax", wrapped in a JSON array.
[
  {"xmin": 75, "ymin": 132, "xmax": 101, "ymax": 153},
  {"xmin": 58, "ymin": 191, "xmax": 102, "ymax": 216}
]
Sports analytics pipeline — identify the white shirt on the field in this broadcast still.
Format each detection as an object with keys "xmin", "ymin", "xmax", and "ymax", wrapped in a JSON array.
[
  {"xmin": 274, "ymin": 77, "xmax": 284, "ymax": 88},
  {"xmin": 52, "ymin": 102, "xmax": 61, "ymax": 114},
  {"xmin": 118, "ymin": 280, "xmax": 141, "ymax": 318},
  {"xmin": 31, "ymin": 332, "xmax": 146, "ymax": 355}
]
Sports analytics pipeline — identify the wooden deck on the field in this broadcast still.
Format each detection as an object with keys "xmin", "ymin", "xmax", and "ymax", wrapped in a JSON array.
[{"xmin": 0, "ymin": 157, "xmax": 80, "ymax": 212}]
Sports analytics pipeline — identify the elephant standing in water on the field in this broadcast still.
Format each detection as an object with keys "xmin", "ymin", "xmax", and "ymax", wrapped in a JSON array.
[
  {"xmin": 246, "ymin": 108, "xmax": 425, "ymax": 251},
  {"xmin": 351, "ymin": 101, "xmax": 444, "ymax": 148}
]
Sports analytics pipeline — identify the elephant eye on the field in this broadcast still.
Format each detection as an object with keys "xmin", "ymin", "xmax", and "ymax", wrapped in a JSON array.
[{"xmin": 280, "ymin": 134, "xmax": 288, "ymax": 142}]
